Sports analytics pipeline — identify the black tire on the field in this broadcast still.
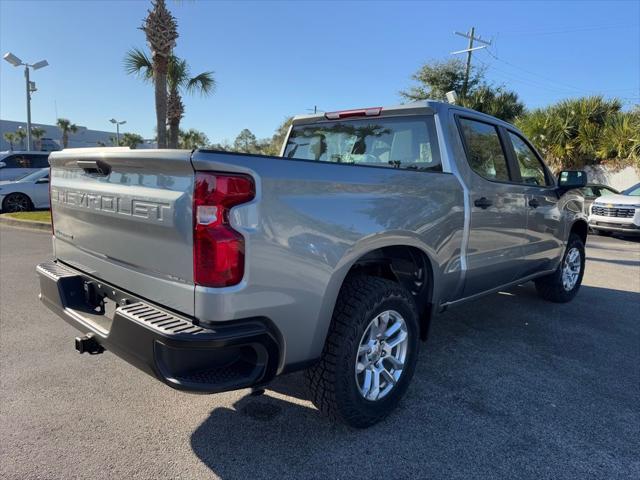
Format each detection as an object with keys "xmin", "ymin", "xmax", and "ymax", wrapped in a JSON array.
[
  {"xmin": 2, "ymin": 193, "xmax": 33, "ymax": 213},
  {"xmin": 304, "ymin": 275, "xmax": 420, "ymax": 428},
  {"xmin": 593, "ymin": 229, "xmax": 613, "ymax": 237},
  {"xmin": 534, "ymin": 233, "xmax": 585, "ymax": 303}
]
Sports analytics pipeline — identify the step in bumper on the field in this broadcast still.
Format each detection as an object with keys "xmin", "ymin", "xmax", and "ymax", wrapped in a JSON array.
[{"xmin": 37, "ymin": 260, "xmax": 280, "ymax": 393}]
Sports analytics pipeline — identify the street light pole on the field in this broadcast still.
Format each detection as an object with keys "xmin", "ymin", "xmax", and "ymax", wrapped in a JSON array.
[
  {"xmin": 109, "ymin": 118, "xmax": 126, "ymax": 145},
  {"xmin": 3, "ymin": 52, "xmax": 48, "ymax": 152},
  {"xmin": 24, "ymin": 65, "xmax": 32, "ymax": 151}
]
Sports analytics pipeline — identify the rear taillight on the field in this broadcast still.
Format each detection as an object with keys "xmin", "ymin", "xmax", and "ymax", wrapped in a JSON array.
[{"xmin": 193, "ymin": 172, "xmax": 255, "ymax": 287}]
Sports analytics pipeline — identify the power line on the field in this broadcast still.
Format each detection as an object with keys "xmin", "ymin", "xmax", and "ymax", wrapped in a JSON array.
[
  {"xmin": 478, "ymin": 58, "xmax": 639, "ymax": 101},
  {"xmin": 476, "ymin": 59, "xmax": 578, "ymax": 94},
  {"xmin": 483, "ymin": 48, "xmax": 585, "ymax": 93},
  {"xmin": 497, "ymin": 23, "xmax": 638, "ymax": 37}
]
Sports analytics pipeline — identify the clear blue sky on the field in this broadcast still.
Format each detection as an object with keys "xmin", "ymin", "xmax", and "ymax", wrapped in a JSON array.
[{"xmin": 1, "ymin": 0, "xmax": 638, "ymax": 143}]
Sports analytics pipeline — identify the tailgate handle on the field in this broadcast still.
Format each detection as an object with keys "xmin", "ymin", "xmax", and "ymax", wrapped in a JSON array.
[{"xmin": 77, "ymin": 160, "xmax": 111, "ymax": 176}]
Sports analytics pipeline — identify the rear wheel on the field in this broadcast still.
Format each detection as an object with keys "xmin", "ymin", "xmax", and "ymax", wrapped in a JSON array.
[
  {"xmin": 535, "ymin": 233, "xmax": 585, "ymax": 303},
  {"xmin": 304, "ymin": 275, "xmax": 420, "ymax": 428},
  {"xmin": 2, "ymin": 193, "xmax": 33, "ymax": 213}
]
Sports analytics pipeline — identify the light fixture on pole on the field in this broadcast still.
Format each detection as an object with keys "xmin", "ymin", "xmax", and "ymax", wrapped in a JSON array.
[
  {"xmin": 3, "ymin": 52, "xmax": 49, "ymax": 151},
  {"xmin": 109, "ymin": 118, "xmax": 126, "ymax": 145}
]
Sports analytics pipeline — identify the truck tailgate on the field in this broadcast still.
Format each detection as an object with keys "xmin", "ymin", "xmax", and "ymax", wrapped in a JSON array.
[{"xmin": 49, "ymin": 149, "xmax": 195, "ymax": 315}]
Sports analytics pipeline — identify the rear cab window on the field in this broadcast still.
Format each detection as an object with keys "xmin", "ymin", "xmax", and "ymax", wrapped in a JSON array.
[{"xmin": 284, "ymin": 116, "xmax": 441, "ymax": 172}]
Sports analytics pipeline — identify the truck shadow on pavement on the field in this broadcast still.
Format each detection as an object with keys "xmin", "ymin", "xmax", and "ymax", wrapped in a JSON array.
[{"xmin": 190, "ymin": 283, "xmax": 639, "ymax": 480}]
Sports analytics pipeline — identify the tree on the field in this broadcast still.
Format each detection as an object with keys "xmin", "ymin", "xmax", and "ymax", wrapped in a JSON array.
[
  {"xmin": 208, "ymin": 139, "xmax": 232, "ymax": 151},
  {"xmin": 179, "ymin": 128, "xmax": 209, "ymax": 149},
  {"xmin": 263, "ymin": 116, "xmax": 293, "ymax": 156},
  {"xmin": 56, "ymin": 118, "xmax": 78, "ymax": 148},
  {"xmin": 14, "ymin": 128, "xmax": 26, "ymax": 150},
  {"xmin": 140, "ymin": 0, "xmax": 178, "ymax": 149},
  {"xmin": 125, "ymin": 48, "xmax": 215, "ymax": 148},
  {"xmin": 233, "ymin": 128, "xmax": 259, "ymax": 153},
  {"xmin": 515, "ymin": 96, "xmax": 637, "ymax": 171},
  {"xmin": 401, "ymin": 58, "xmax": 524, "ymax": 122},
  {"xmin": 460, "ymin": 86, "xmax": 525, "ymax": 123},
  {"xmin": 31, "ymin": 127, "xmax": 46, "ymax": 151},
  {"xmin": 3, "ymin": 132, "xmax": 17, "ymax": 150},
  {"xmin": 119, "ymin": 132, "xmax": 145, "ymax": 149},
  {"xmin": 400, "ymin": 59, "xmax": 484, "ymax": 102}
]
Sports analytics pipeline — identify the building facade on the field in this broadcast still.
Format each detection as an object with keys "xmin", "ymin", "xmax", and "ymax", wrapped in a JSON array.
[{"xmin": 0, "ymin": 119, "xmax": 154, "ymax": 151}]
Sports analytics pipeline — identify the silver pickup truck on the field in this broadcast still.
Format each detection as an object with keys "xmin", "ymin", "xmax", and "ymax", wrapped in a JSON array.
[{"xmin": 37, "ymin": 101, "xmax": 588, "ymax": 427}]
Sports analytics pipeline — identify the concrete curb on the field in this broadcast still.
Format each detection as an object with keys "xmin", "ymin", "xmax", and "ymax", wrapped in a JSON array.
[{"xmin": 0, "ymin": 215, "xmax": 51, "ymax": 232}]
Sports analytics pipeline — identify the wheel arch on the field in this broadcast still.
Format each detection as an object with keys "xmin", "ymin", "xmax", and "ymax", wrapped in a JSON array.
[
  {"xmin": 311, "ymin": 240, "xmax": 439, "ymax": 361},
  {"xmin": 570, "ymin": 219, "xmax": 588, "ymax": 245}
]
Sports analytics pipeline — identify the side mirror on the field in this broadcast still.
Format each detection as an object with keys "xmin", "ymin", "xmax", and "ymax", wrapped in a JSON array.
[
  {"xmin": 557, "ymin": 170, "xmax": 587, "ymax": 191},
  {"xmin": 36, "ymin": 178, "xmax": 49, "ymax": 184},
  {"xmin": 0, "ymin": 161, "xmax": 6, "ymax": 168}
]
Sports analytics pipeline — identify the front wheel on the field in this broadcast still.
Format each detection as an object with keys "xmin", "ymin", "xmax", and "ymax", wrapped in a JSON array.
[
  {"xmin": 535, "ymin": 233, "xmax": 585, "ymax": 303},
  {"xmin": 2, "ymin": 193, "xmax": 33, "ymax": 213},
  {"xmin": 304, "ymin": 275, "xmax": 420, "ymax": 428}
]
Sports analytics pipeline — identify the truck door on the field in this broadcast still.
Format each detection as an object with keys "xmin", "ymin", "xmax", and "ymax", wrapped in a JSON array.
[
  {"xmin": 504, "ymin": 130, "xmax": 563, "ymax": 276},
  {"xmin": 456, "ymin": 117, "xmax": 528, "ymax": 297}
]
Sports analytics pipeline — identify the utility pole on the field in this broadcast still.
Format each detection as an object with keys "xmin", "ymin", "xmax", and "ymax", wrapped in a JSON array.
[{"xmin": 451, "ymin": 28, "xmax": 491, "ymax": 98}]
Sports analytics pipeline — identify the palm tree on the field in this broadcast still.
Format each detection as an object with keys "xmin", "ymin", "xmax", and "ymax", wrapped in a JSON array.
[
  {"xmin": 179, "ymin": 128, "xmax": 209, "ymax": 149},
  {"xmin": 14, "ymin": 128, "xmax": 26, "ymax": 150},
  {"xmin": 125, "ymin": 48, "xmax": 215, "ymax": 148},
  {"xmin": 460, "ymin": 86, "xmax": 525, "ymax": 123},
  {"xmin": 3, "ymin": 132, "xmax": 17, "ymax": 150},
  {"xmin": 31, "ymin": 127, "xmax": 46, "ymax": 151},
  {"xmin": 120, "ymin": 132, "xmax": 145, "ymax": 149},
  {"xmin": 56, "ymin": 118, "xmax": 78, "ymax": 148},
  {"xmin": 515, "ymin": 96, "xmax": 634, "ymax": 171},
  {"xmin": 140, "ymin": 0, "xmax": 178, "ymax": 149}
]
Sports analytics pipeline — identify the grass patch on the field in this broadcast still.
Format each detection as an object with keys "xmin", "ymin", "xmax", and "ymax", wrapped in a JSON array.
[{"xmin": 3, "ymin": 210, "xmax": 51, "ymax": 223}]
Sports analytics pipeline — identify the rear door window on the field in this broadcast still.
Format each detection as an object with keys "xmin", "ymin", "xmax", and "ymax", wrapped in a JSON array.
[
  {"xmin": 29, "ymin": 155, "xmax": 50, "ymax": 168},
  {"xmin": 458, "ymin": 118, "xmax": 510, "ymax": 182},
  {"xmin": 284, "ymin": 116, "xmax": 441, "ymax": 172}
]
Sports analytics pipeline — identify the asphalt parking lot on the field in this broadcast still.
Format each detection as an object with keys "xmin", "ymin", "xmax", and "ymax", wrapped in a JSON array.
[{"xmin": 1, "ymin": 225, "xmax": 638, "ymax": 479}]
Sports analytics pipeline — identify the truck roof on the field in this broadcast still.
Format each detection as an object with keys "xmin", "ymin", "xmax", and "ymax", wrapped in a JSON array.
[{"xmin": 291, "ymin": 100, "xmax": 518, "ymax": 130}]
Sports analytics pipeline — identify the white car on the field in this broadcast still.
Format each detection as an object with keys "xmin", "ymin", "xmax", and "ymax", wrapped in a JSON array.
[
  {"xmin": 588, "ymin": 182, "xmax": 640, "ymax": 237},
  {"xmin": 0, "ymin": 168, "xmax": 50, "ymax": 212}
]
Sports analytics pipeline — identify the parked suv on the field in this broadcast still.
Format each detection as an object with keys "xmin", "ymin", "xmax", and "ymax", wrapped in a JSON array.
[
  {"xmin": 37, "ymin": 101, "xmax": 588, "ymax": 427},
  {"xmin": 0, "ymin": 151, "xmax": 50, "ymax": 181},
  {"xmin": 589, "ymin": 182, "xmax": 640, "ymax": 236}
]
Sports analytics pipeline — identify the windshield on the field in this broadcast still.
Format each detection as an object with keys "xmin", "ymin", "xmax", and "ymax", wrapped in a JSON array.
[
  {"xmin": 283, "ymin": 116, "xmax": 441, "ymax": 171},
  {"xmin": 15, "ymin": 168, "xmax": 48, "ymax": 182},
  {"xmin": 622, "ymin": 183, "xmax": 640, "ymax": 196}
]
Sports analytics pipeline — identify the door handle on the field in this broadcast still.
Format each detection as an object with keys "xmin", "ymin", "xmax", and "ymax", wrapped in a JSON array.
[
  {"xmin": 474, "ymin": 197, "xmax": 493, "ymax": 209},
  {"xmin": 528, "ymin": 198, "xmax": 540, "ymax": 209}
]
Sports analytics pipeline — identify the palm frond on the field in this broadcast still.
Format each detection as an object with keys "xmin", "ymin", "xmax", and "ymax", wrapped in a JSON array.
[
  {"xmin": 124, "ymin": 47, "xmax": 153, "ymax": 80},
  {"xmin": 167, "ymin": 56, "xmax": 189, "ymax": 90},
  {"xmin": 186, "ymin": 71, "xmax": 216, "ymax": 96}
]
